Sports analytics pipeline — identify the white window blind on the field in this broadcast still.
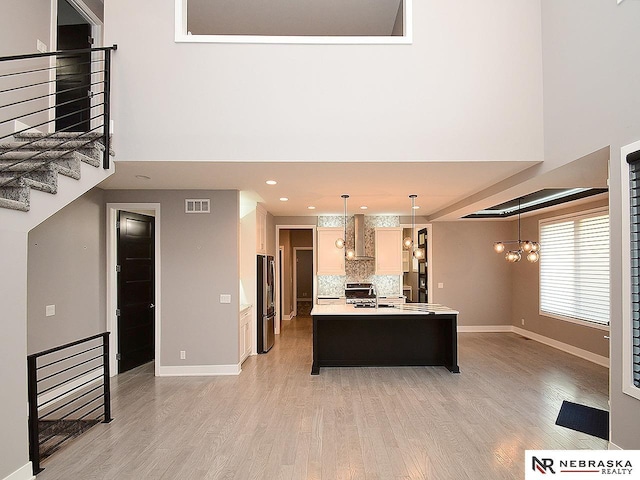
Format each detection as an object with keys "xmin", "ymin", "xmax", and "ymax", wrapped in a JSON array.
[{"xmin": 539, "ymin": 209, "xmax": 609, "ymax": 326}]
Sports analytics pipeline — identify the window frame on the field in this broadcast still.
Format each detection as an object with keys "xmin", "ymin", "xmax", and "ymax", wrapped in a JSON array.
[
  {"xmin": 538, "ymin": 206, "xmax": 610, "ymax": 331},
  {"xmin": 174, "ymin": 0, "xmax": 413, "ymax": 45},
  {"xmin": 622, "ymin": 140, "xmax": 640, "ymax": 401}
]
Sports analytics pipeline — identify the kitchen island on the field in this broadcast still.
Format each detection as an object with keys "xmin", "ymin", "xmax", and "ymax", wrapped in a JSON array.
[{"xmin": 310, "ymin": 303, "xmax": 460, "ymax": 375}]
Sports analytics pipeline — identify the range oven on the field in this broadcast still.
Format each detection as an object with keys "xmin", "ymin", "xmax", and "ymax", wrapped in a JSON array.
[{"xmin": 345, "ymin": 282, "xmax": 377, "ymax": 307}]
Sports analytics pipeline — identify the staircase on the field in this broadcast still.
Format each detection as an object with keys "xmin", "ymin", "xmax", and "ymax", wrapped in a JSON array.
[{"xmin": 0, "ymin": 132, "xmax": 114, "ymax": 212}]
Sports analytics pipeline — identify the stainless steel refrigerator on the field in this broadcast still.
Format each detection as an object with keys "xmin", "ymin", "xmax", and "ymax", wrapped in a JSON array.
[{"xmin": 257, "ymin": 254, "xmax": 275, "ymax": 353}]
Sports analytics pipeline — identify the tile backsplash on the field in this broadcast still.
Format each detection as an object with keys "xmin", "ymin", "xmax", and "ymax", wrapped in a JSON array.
[{"xmin": 317, "ymin": 215, "xmax": 401, "ymax": 296}]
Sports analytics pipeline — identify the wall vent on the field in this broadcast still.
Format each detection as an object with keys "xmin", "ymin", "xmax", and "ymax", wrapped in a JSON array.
[{"xmin": 185, "ymin": 199, "xmax": 211, "ymax": 213}]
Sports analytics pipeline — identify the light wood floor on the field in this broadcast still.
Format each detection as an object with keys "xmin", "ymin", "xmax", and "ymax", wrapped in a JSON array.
[{"xmin": 37, "ymin": 316, "xmax": 608, "ymax": 480}]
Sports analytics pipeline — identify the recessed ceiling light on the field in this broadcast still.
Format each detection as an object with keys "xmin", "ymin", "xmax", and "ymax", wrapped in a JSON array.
[
  {"xmin": 307, "ymin": 206, "xmax": 316, "ymax": 210},
  {"xmin": 135, "ymin": 175, "xmax": 151, "ymax": 180},
  {"xmin": 266, "ymin": 180, "xmax": 277, "ymax": 185},
  {"xmin": 280, "ymin": 197, "xmax": 289, "ymax": 202},
  {"xmin": 360, "ymin": 206, "xmax": 368, "ymax": 210}
]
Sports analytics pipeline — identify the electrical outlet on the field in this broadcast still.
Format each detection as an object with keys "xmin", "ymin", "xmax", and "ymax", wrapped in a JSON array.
[
  {"xmin": 521, "ymin": 318, "xmax": 525, "ymax": 325},
  {"xmin": 220, "ymin": 294, "xmax": 231, "ymax": 304},
  {"xmin": 46, "ymin": 305, "xmax": 55, "ymax": 317},
  {"xmin": 36, "ymin": 39, "xmax": 47, "ymax": 53},
  {"xmin": 180, "ymin": 350, "xmax": 186, "ymax": 360}
]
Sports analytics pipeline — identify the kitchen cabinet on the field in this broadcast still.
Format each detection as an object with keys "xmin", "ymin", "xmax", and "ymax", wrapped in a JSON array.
[
  {"xmin": 417, "ymin": 227, "xmax": 428, "ymax": 303},
  {"xmin": 375, "ymin": 228, "xmax": 403, "ymax": 275},
  {"xmin": 256, "ymin": 204, "xmax": 267, "ymax": 254},
  {"xmin": 239, "ymin": 306, "xmax": 252, "ymax": 363},
  {"xmin": 402, "ymin": 250, "xmax": 410, "ymax": 272},
  {"xmin": 317, "ymin": 228, "xmax": 345, "ymax": 275}
]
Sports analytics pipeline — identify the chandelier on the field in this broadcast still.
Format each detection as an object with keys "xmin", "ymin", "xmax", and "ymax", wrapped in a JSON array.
[{"xmin": 493, "ymin": 198, "xmax": 540, "ymax": 263}]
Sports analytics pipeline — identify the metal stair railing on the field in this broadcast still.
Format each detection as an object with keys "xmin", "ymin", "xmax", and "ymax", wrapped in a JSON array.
[
  {"xmin": 27, "ymin": 332, "xmax": 113, "ymax": 475},
  {"xmin": 0, "ymin": 45, "xmax": 117, "ymax": 190}
]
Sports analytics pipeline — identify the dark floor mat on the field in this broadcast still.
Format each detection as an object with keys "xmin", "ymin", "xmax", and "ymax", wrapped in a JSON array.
[{"xmin": 555, "ymin": 400, "xmax": 609, "ymax": 440}]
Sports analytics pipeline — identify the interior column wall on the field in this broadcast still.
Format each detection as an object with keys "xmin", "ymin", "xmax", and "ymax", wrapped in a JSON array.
[{"xmin": 0, "ymin": 230, "xmax": 30, "ymax": 479}]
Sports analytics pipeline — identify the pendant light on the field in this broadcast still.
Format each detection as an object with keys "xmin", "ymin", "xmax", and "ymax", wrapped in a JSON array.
[
  {"xmin": 493, "ymin": 197, "xmax": 540, "ymax": 263},
  {"xmin": 407, "ymin": 194, "xmax": 425, "ymax": 259},
  {"xmin": 335, "ymin": 194, "xmax": 349, "ymax": 249}
]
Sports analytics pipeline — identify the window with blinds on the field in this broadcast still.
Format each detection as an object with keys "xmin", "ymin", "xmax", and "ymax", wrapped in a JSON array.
[
  {"xmin": 539, "ymin": 208, "xmax": 610, "ymax": 326},
  {"xmin": 627, "ymin": 151, "xmax": 640, "ymax": 389}
]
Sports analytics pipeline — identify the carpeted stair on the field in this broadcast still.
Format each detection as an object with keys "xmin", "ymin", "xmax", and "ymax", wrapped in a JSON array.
[{"xmin": 0, "ymin": 132, "xmax": 113, "ymax": 212}]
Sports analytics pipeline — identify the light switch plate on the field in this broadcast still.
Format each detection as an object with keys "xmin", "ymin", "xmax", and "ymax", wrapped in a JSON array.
[
  {"xmin": 437, "ymin": 283, "xmax": 444, "ymax": 289},
  {"xmin": 220, "ymin": 294, "xmax": 231, "ymax": 304},
  {"xmin": 36, "ymin": 39, "xmax": 48, "ymax": 53},
  {"xmin": 46, "ymin": 305, "xmax": 55, "ymax": 316}
]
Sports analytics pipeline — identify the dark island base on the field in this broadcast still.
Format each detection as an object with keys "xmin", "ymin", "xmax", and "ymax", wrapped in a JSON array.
[{"xmin": 311, "ymin": 313, "xmax": 460, "ymax": 375}]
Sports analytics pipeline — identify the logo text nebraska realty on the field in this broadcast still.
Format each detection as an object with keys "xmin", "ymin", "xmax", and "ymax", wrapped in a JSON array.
[{"xmin": 526, "ymin": 451, "xmax": 640, "ymax": 479}]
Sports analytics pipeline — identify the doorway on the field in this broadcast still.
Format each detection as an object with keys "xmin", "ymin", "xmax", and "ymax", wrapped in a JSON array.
[
  {"xmin": 106, "ymin": 203, "xmax": 161, "ymax": 376},
  {"xmin": 117, "ymin": 211, "xmax": 155, "ymax": 373},
  {"xmin": 275, "ymin": 226, "xmax": 316, "ymax": 333},
  {"xmin": 56, "ymin": 0, "xmax": 92, "ymax": 132},
  {"xmin": 293, "ymin": 248, "xmax": 313, "ymax": 316}
]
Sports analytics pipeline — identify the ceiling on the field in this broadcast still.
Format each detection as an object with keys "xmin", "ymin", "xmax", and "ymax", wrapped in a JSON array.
[
  {"xmin": 99, "ymin": 160, "xmax": 541, "ymax": 217},
  {"xmin": 98, "ymin": 145, "xmax": 610, "ymax": 220},
  {"xmin": 186, "ymin": 0, "xmax": 403, "ymax": 36}
]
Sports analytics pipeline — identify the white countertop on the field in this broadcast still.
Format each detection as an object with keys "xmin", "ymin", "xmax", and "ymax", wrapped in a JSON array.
[{"xmin": 311, "ymin": 303, "xmax": 459, "ymax": 316}]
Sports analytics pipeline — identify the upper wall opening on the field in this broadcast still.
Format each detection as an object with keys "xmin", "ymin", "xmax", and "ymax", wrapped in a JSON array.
[{"xmin": 176, "ymin": 0, "xmax": 412, "ymax": 44}]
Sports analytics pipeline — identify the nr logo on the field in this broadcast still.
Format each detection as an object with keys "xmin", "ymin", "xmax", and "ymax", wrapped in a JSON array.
[{"xmin": 532, "ymin": 457, "xmax": 556, "ymax": 474}]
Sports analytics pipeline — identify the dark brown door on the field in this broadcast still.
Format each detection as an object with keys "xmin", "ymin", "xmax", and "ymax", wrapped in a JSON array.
[
  {"xmin": 117, "ymin": 211, "xmax": 155, "ymax": 373},
  {"xmin": 56, "ymin": 23, "xmax": 92, "ymax": 132}
]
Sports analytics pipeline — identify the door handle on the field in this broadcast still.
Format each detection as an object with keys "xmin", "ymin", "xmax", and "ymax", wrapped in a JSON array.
[
  {"xmin": 604, "ymin": 335, "xmax": 610, "ymax": 340},
  {"xmin": 150, "ymin": 304, "xmax": 155, "ymax": 309}
]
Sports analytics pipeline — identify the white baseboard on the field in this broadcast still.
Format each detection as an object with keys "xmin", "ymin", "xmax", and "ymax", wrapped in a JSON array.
[
  {"xmin": 511, "ymin": 326, "xmax": 609, "ymax": 368},
  {"xmin": 457, "ymin": 325, "xmax": 609, "ymax": 368},
  {"xmin": 3, "ymin": 463, "xmax": 34, "ymax": 480},
  {"xmin": 457, "ymin": 325, "xmax": 513, "ymax": 333},
  {"xmin": 158, "ymin": 363, "xmax": 241, "ymax": 376},
  {"xmin": 609, "ymin": 441, "xmax": 622, "ymax": 450}
]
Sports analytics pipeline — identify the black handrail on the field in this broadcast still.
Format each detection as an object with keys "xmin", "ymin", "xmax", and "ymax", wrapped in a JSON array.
[
  {"xmin": 27, "ymin": 332, "xmax": 112, "ymax": 475},
  {"xmin": 1, "ymin": 46, "xmax": 118, "ymax": 62},
  {"xmin": 0, "ymin": 45, "xmax": 117, "ymax": 188}
]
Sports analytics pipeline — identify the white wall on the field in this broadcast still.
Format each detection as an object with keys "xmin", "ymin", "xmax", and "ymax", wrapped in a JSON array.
[
  {"xmin": 540, "ymin": 0, "xmax": 640, "ymax": 449},
  {"xmin": 0, "ymin": 231, "xmax": 30, "ymax": 479},
  {"xmin": 104, "ymin": 0, "xmax": 544, "ymax": 163}
]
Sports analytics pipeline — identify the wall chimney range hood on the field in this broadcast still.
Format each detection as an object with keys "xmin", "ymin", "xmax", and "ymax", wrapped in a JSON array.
[{"xmin": 352, "ymin": 214, "xmax": 374, "ymax": 261}]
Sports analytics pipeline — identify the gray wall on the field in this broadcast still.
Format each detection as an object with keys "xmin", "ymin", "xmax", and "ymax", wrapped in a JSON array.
[
  {"xmin": 511, "ymin": 198, "xmax": 609, "ymax": 358},
  {"xmin": 28, "ymin": 188, "xmax": 106, "ymax": 353},
  {"xmin": 431, "ymin": 221, "xmax": 513, "ymax": 326},
  {"xmin": 540, "ymin": 0, "xmax": 640, "ymax": 449},
  {"xmin": 104, "ymin": 190, "xmax": 240, "ymax": 367}
]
